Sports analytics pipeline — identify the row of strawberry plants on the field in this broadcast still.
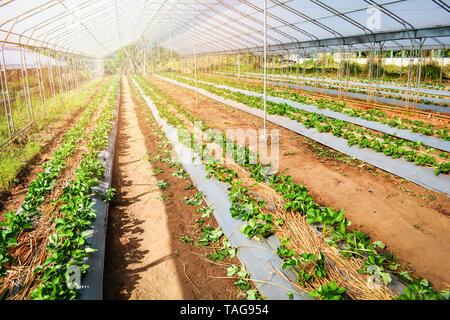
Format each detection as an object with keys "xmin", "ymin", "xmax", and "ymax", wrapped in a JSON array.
[
  {"xmin": 160, "ymin": 74, "xmax": 450, "ymax": 174},
  {"xmin": 136, "ymin": 75, "xmax": 449, "ymax": 300},
  {"xmin": 221, "ymin": 71, "xmax": 449, "ymax": 92},
  {"xmin": 0, "ymin": 79, "xmax": 113, "ymax": 278},
  {"xmin": 171, "ymin": 72, "xmax": 449, "ymax": 140},
  {"xmin": 29, "ymin": 76, "xmax": 120, "ymax": 300}
]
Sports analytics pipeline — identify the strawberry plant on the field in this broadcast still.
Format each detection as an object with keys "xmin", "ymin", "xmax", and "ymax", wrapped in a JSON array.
[{"xmin": 0, "ymin": 79, "xmax": 114, "ymax": 277}]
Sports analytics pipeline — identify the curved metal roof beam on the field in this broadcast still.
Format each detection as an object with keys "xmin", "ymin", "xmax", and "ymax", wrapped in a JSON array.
[
  {"xmin": 310, "ymin": 0, "xmax": 374, "ymax": 37},
  {"xmin": 153, "ymin": 6, "xmax": 261, "ymax": 50}
]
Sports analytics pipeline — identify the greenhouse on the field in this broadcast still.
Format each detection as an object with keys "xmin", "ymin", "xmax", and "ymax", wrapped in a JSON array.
[{"xmin": 0, "ymin": 0, "xmax": 449, "ymax": 303}]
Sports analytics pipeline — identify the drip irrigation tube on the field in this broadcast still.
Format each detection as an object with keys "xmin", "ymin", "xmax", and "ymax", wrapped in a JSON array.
[
  {"xmin": 132, "ymin": 78, "xmax": 311, "ymax": 300},
  {"xmin": 156, "ymin": 75, "xmax": 450, "ymax": 196},
  {"xmin": 178, "ymin": 76, "xmax": 450, "ymax": 152}
]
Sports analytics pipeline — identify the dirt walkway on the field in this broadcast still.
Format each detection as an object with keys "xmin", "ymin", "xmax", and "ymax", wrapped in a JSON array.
[{"xmin": 103, "ymin": 77, "xmax": 238, "ymax": 300}]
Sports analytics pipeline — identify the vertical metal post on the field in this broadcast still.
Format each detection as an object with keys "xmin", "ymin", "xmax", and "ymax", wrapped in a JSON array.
[
  {"xmin": 337, "ymin": 48, "xmax": 343, "ymax": 98},
  {"xmin": 143, "ymin": 39, "xmax": 147, "ymax": 75},
  {"xmin": 33, "ymin": 49, "xmax": 46, "ymax": 115},
  {"xmin": 367, "ymin": 46, "xmax": 375, "ymax": 103},
  {"xmin": 400, "ymin": 50, "xmax": 404, "ymax": 79},
  {"xmin": 45, "ymin": 52, "xmax": 57, "ymax": 108},
  {"xmin": 302, "ymin": 52, "xmax": 306, "ymax": 90},
  {"xmin": 158, "ymin": 35, "xmax": 161, "ymax": 73},
  {"xmin": 405, "ymin": 48, "xmax": 414, "ymax": 109},
  {"xmin": 295, "ymin": 49, "xmax": 299, "ymax": 93},
  {"xmin": 345, "ymin": 48, "xmax": 350, "ymax": 97},
  {"xmin": 413, "ymin": 40, "xmax": 424, "ymax": 110},
  {"xmin": 53, "ymin": 52, "xmax": 63, "ymax": 96},
  {"xmin": 374, "ymin": 42, "xmax": 384, "ymax": 104},
  {"xmin": 263, "ymin": 0, "xmax": 267, "ymax": 140},
  {"xmin": 238, "ymin": 54, "xmax": 240, "ymax": 80},
  {"xmin": 321, "ymin": 49, "xmax": 325, "ymax": 94},
  {"xmin": 193, "ymin": 5, "xmax": 199, "ymax": 103},
  {"xmin": 19, "ymin": 46, "xmax": 33, "ymax": 123},
  {"xmin": 438, "ymin": 49, "xmax": 443, "ymax": 84},
  {"xmin": 314, "ymin": 49, "xmax": 319, "ymax": 93},
  {"xmin": 150, "ymin": 44, "xmax": 154, "ymax": 74},
  {"xmin": 170, "ymin": 30, "xmax": 173, "ymax": 80}
]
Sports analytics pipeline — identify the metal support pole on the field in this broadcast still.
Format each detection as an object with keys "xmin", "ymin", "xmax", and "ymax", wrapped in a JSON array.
[
  {"xmin": 374, "ymin": 42, "xmax": 384, "ymax": 103},
  {"xmin": 238, "ymin": 54, "xmax": 241, "ymax": 80},
  {"xmin": 345, "ymin": 48, "xmax": 350, "ymax": 97},
  {"xmin": 405, "ymin": 48, "xmax": 415, "ymax": 109},
  {"xmin": 0, "ymin": 47, "xmax": 14, "ymax": 136},
  {"xmin": 150, "ymin": 44, "xmax": 154, "ymax": 74},
  {"xmin": 45, "ymin": 52, "xmax": 57, "ymax": 109},
  {"xmin": 296, "ymin": 49, "xmax": 300, "ymax": 93},
  {"xmin": 19, "ymin": 46, "xmax": 33, "ymax": 123},
  {"xmin": 321, "ymin": 49, "xmax": 325, "ymax": 94},
  {"xmin": 263, "ymin": 0, "xmax": 267, "ymax": 140},
  {"xmin": 337, "ymin": 48, "xmax": 343, "ymax": 98},
  {"xmin": 170, "ymin": 30, "xmax": 173, "ymax": 80},
  {"xmin": 193, "ymin": 5, "xmax": 199, "ymax": 103},
  {"xmin": 33, "ymin": 49, "xmax": 45, "ymax": 115},
  {"xmin": 314, "ymin": 49, "xmax": 319, "ymax": 93},
  {"xmin": 413, "ymin": 39, "xmax": 425, "ymax": 109},
  {"xmin": 143, "ymin": 39, "xmax": 147, "ymax": 75},
  {"xmin": 158, "ymin": 36, "xmax": 161, "ymax": 74},
  {"xmin": 302, "ymin": 52, "xmax": 306, "ymax": 90},
  {"xmin": 367, "ymin": 46, "xmax": 375, "ymax": 103}
]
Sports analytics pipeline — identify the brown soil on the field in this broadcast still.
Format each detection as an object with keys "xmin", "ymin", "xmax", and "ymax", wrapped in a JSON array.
[
  {"xmin": 0, "ymin": 78, "xmax": 107, "ymax": 220},
  {"xmin": 147, "ymin": 74, "xmax": 450, "ymax": 291},
  {"xmin": 102, "ymin": 77, "xmax": 239, "ymax": 300}
]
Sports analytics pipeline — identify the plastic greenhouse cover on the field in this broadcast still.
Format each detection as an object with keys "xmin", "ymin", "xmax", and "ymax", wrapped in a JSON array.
[
  {"xmin": 178, "ymin": 75, "xmax": 450, "ymax": 150},
  {"xmin": 0, "ymin": 45, "xmax": 66, "ymax": 70},
  {"xmin": 0, "ymin": 0, "xmax": 449, "ymax": 58}
]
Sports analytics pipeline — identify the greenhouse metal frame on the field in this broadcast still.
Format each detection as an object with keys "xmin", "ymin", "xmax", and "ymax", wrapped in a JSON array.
[{"xmin": 0, "ymin": 0, "xmax": 449, "ymax": 303}]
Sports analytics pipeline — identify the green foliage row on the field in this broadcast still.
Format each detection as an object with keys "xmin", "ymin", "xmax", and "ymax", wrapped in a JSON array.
[
  {"xmin": 0, "ymin": 79, "xmax": 113, "ymax": 278},
  {"xmin": 30, "ymin": 75, "xmax": 120, "ymax": 300}
]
